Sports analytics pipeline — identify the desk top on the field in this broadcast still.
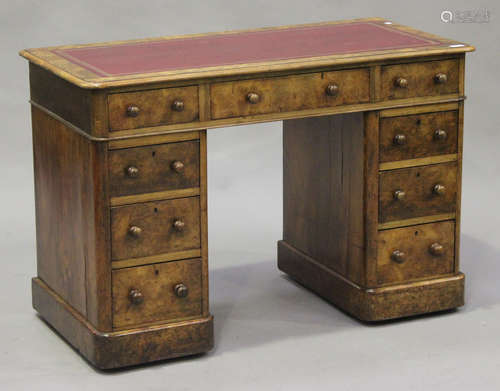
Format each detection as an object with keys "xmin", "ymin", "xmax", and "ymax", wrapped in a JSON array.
[{"xmin": 20, "ymin": 18, "xmax": 473, "ymax": 89}]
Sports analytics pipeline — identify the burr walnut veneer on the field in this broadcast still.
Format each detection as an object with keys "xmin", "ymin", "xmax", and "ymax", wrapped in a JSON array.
[{"xmin": 20, "ymin": 18, "xmax": 474, "ymax": 369}]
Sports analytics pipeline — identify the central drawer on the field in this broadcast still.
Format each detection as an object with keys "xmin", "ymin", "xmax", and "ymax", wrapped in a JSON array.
[
  {"xmin": 379, "ymin": 161, "xmax": 457, "ymax": 223},
  {"xmin": 111, "ymin": 197, "xmax": 200, "ymax": 261},
  {"xmin": 112, "ymin": 258, "xmax": 202, "ymax": 328},
  {"xmin": 210, "ymin": 68, "xmax": 370, "ymax": 120}
]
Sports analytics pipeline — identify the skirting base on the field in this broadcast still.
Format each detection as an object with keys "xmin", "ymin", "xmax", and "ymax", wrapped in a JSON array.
[
  {"xmin": 32, "ymin": 278, "xmax": 214, "ymax": 369},
  {"xmin": 277, "ymin": 240, "xmax": 464, "ymax": 321}
]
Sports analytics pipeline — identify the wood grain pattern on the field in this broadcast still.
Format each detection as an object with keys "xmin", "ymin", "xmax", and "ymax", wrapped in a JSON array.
[
  {"xmin": 381, "ymin": 59, "xmax": 459, "ymax": 100},
  {"xmin": 379, "ymin": 110, "xmax": 458, "ymax": 162},
  {"xmin": 283, "ymin": 113, "xmax": 365, "ymax": 284},
  {"xmin": 109, "ymin": 140, "xmax": 200, "ymax": 197},
  {"xmin": 211, "ymin": 69, "xmax": 370, "ymax": 120},
  {"xmin": 108, "ymin": 86, "xmax": 199, "ymax": 131},
  {"xmin": 111, "ymin": 197, "xmax": 200, "ymax": 260},
  {"xmin": 112, "ymin": 259, "xmax": 202, "ymax": 329},
  {"xmin": 377, "ymin": 221, "xmax": 455, "ymax": 284},
  {"xmin": 379, "ymin": 161, "xmax": 457, "ymax": 223}
]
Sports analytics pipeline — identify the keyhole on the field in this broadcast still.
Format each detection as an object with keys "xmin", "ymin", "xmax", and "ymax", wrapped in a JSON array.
[{"xmin": 152, "ymin": 151, "xmax": 156, "ymax": 157}]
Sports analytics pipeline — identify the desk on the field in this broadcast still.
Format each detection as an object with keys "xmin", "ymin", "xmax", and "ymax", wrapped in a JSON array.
[{"xmin": 20, "ymin": 18, "xmax": 474, "ymax": 369}]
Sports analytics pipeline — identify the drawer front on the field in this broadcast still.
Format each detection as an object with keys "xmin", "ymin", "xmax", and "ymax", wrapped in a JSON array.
[
  {"xmin": 112, "ymin": 258, "xmax": 202, "ymax": 328},
  {"xmin": 380, "ymin": 111, "xmax": 458, "ymax": 163},
  {"xmin": 377, "ymin": 221, "xmax": 455, "ymax": 284},
  {"xmin": 379, "ymin": 162, "xmax": 457, "ymax": 223},
  {"xmin": 109, "ymin": 140, "xmax": 200, "ymax": 197},
  {"xmin": 210, "ymin": 69, "xmax": 370, "ymax": 120},
  {"xmin": 381, "ymin": 59, "xmax": 459, "ymax": 101},
  {"xmin": 108, "ymin": 86, "xmax": 199, "ymax": 131},
  {"xmin": 111, "ymin": 197, "xmax": 200, "ymax": 261}
]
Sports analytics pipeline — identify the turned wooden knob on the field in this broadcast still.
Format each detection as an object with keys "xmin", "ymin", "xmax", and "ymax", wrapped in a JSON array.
[
  {"xmin": 126, "ymin": 165, "xmax": 139, "ymax": 178},
  {"xmin": 429, "ymin": 242, "xmax": 444, "ymax": 256},
  {"xmin": 325, "ymin": 83, "xmax": 340, "ymax": 96},
  {"xmin": 128, "ymin": 225, "xmax": 142, "ymax": 238},
  {"xmin": 434, "ymin": 129, "xmax": 447, "ymax": 141},
  {"xmin": 433, "ymin": 184, "xmax": 446, "ymax": 196},
  {"xmin": 394, "ymin": 190, "xmax": 406, "ymax": 201},
  {"xmin": 391, "ymin": 250, "xmax": 406, "ymax": 263},
  {"xmin": 394, "ymin": 77, "xmax": 408, "ymax": 88},
  {"xmin": 129, "ymin": 289, "xmax": 144, "ymax": 304},
  {"xmin": 173, "ymin": 219, "xmax": 185, "ymax": 231},
  {"xmin": 393, "ymin": 134, "xmax": 407, "ymax": 145},
  {"xmin": 171, "ymin": 160, "xmax": 184, "ymax": 173},
  {"xmin": 172, "ymin": 99, "xmax": 184, "ymax": 112},
  {"xmin": 174, "ymin": 283, "xmax": 188, "ymax": 298},
  {"xmin": 434, "ymin": 73, "xmax": 448, "ymax": 84},
  {"xmin": 126, "ymin": 105, "xmax": 140, "ymax": 117},
  {"xmin": 246, "ymin": 92, "xmax": 260, "ymax": 104}
]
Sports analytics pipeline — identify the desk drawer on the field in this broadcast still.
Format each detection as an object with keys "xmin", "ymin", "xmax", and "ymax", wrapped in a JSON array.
[
  {"xmin": 380, "ymin": 110, "xmax": 458, "ymax": 162},
  {"xmin": 210, "ymin": 69, "xmax": 370, "ymax": 120},
  {"xmin": 381, "ymin": 59, "xmax": 459, "ymax": 100},
  {"xmin": 379, "ymin": 162, "xmax": 457, "ymax": 223},
  {"xmin": 377, "ymin": 221, "xmax": 455, "ymax": 285},
  {"xmin": 111, "ymin": 197, "xmax": 200, "ymax": 261},
  {"xmin": 112, "ymin": 258, "xmax": 202, "ymax": 328},
  {"xmin": 109, "ymin": 140, "xmax": 200, "ymax": 197},
  {"xmin": 108, "ymin": 86, "xmax": 199, "ymax": 131}
]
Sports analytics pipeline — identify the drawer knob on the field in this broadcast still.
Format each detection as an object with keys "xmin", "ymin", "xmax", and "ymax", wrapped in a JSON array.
[
  {"xmin": 128, "ymin": 225, "xmax": 142, "ymax": 238},
  {"xmin": 129, "ymin": 289, "xmax": 144, "ymax": 305},
  {"xmin": 429, "ymin": 242, "xmax": 444, "ymax": 256},
  {"xmin": 434, "ymin": 129, "xmax": 447, "ymax": 141},
  {"xmin": 393, "ymin": 134, "xmax": 407, "ymax": 145},
  {"xmin": 246, "ymin": 92, "xmax": 260, "ymax": 104},
  {"xmin": 173, "ymin": 219, "xmax": 185, "ymax": 231},
  {"xmin": 394, "ymin": 77, "xmax": 408, "ymax": 88},
  {"xmin": 126, "ymin": 105, "xmax": 140, "ymax": 117},
  {"xmin": 126, "ymin": 165, "xmax": 139, "ymax": 178},
  {"xmin": 391, "ymin": 250, "xmax": 406, "ymax": 263},
  {"xmin": 172, "ymin": 99, "xmax": 184, "ymax": 112},
  {"xmin": 434, "ymin": 73, "xmax": 448, "ymax": 84},
  {"xmin": 393, "ymin": 190, "xmax": 406, "ymax": 201},
  {"xmin": 174, "ymin": 283, "xmax": 188, "ymax": 298},
  {"xmin": 171, "ymin": 160, "xmax": 185, "ymax": 173},
  {"xmin": 325, "ymin": 83, "xmax": 340, "ymax": 96},
  {"xmin": 433, "ymin": 184, "xmax": 446, "ymax": 196}
]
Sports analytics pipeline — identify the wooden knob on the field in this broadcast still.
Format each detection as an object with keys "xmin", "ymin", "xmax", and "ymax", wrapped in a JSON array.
[
  {"xmin": 173, "ymin": 219, "xmax": 185, "ymax": 231},
  {"xmin": 325, "ymin": 83, "xmax": 339, "ymax": 96},
  {"xmin": 429, "ymin": 242, "xmax": 444, "ymax": 256},
  {"xmin": 393, "ymin": 190, "xmax": 406, "ymax": 201},
  {"xmin": 434, "ymin": 73, "xmax": 448, "ymax": 84},
  {"xmin": 246, "ymin": 92, "xmax": 260, "ymax": 104},
  {"xmin": 434, "ymin": 129, "xmax": 447, "ymax": 141},
  {"xmin": 172, "ymin": 99, "xmax": 184, "ymax": 112},
  {"xmin": 128, "ymin": 225, "xmax": 142, "ymax": 238},
  {"xmin": 394, "ymin": 77, "xmax": 408, "ymax": 88},
  {"xmin": 393, "ymin": 134, "xmax": 407, "ymax": 145},
  {"xmin": 433, "ymin": 184, "xmax": 446, "ymax": 196},
  {"xmin": 391, "ymin": 250, "xmax": 406, "ymax": 264},
  {"xmin": 126, "ymin": 105, "xmax": 140, "ymax": 117},
  {"xmin": 174, "ymin": 283, "xmax": 188, "ymax": 298},
  {"xmin": 129, "ymin": 289, "xmax": 143, "ymax": 304},
  {"xmin": 171, "ymin": 160, "xmax": 184, "ymax": 173},
  {"xmin": 126, "ymin": 165, "xmax": 139, "ymax": 178}
]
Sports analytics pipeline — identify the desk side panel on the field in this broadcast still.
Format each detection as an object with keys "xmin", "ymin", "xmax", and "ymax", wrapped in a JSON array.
[{"xmin": 282, "ymin": 113, "xmax": 365, "ymax": 284}]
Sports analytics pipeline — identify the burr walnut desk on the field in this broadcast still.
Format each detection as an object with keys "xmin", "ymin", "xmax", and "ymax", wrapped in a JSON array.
[{"xmin": 20, "ymin": 18, "xmax": 474, "ymax": 369}]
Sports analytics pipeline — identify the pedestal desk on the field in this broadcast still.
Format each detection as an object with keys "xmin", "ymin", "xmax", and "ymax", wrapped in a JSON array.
[{"xmin": 20, "ymin": 18, "xmax": 474, "ymax": 369}]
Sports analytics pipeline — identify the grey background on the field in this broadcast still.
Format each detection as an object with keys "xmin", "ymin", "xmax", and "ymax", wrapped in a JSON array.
[{"xmin": 1, "ymin": 0, "xmax": 499, "ymax": 389}]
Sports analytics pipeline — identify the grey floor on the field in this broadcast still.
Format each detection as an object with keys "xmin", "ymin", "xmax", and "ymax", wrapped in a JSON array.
[{"xmin": 2, "ymin": 1, "xmax": 500, "ymax": 389}]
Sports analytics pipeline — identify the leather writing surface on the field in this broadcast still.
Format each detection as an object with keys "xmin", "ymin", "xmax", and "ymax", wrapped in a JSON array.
[{"xmin": 53, "ymin": 22, "xmax": 440, "ymax": 77}]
